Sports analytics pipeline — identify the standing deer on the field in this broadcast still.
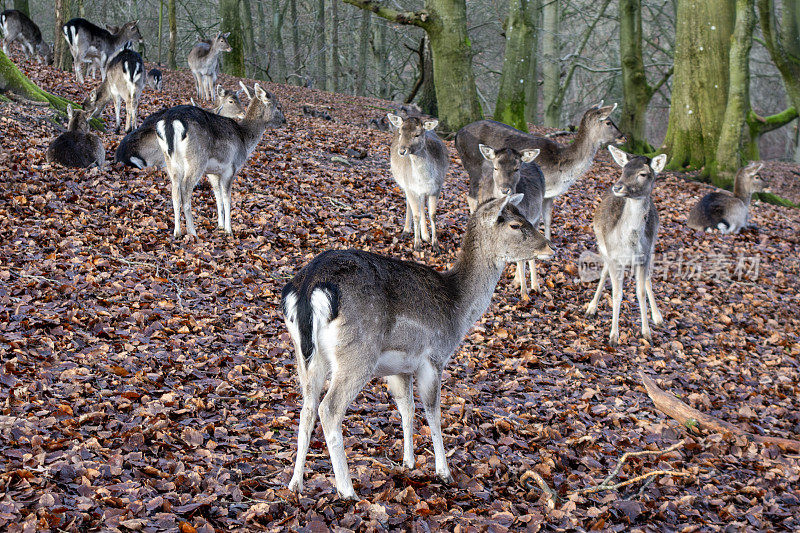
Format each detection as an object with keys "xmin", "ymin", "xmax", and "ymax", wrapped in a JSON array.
[
  {"xmin": 388, "ymin": 113, "xmax": 449, "ymax": 252},
  {"xmin": 62, "ymin": 18, "xmax": 141, "ymax": 84},
  {"xmin": 281, "ymin": 195, "xmax": 553, "ymax": 499},
  {"xmin": 0, "ymin": 10, "xmax": 52, "ymax": 64},
  {"xmin": 585, "ymin": 146, "xmax": 667, "ymax": 345},
  {"xmin": 154, "ymin": 84, "xmax": 277, "ymax": 237},
  {"xmin": 82, "ymin": 49, "xmax": 145, "ymax": 133},
  {"xmin": 46, "ymin": 105, "xmax": 105, "ymax": 168},
  {"xmin": 687, "ymin": 163, "xmax": 767, "ymax": 234},
  {"xmin": 456, "ymin": 103, "xmax": 625, "ymax": 240},
  {"xmin": 477, "ymin": 144, "xmax": 553, "ymax": 297},
  {"xmin": 147, "ymin": 68, "xmax": 162, "ymax": 91},
  {"xmin": 188, "ymin": 33, "xmax": 231, "ymax": 101}
]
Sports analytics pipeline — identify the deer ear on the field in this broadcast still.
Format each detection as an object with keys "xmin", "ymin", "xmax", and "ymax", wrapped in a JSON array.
[
  {"xmin": 608, "ymin": 145, "xmax": 630, "ymax": 168},
  {"xmin": 254, "ymin": 83, "xmax": 268, "ymax": 101},
  {"xmin": 508, "ymin": 193, "xmax": 524, "ymax": 206},
  {"xmin": 746, "ymin": 162, "xmax": 764, "ymax": 174},
  {"xmin": 223, "ymin": 32, "xmax": 231, "ymax": 39},
  {"xmin": 422, "ymin": 119, "xmax": 438, "ymax": 131},
  {"xmin": 239, "ymin": 81, "xmax": 251, "ymax": 99},
  {"xmin": 67, "ymin": 104, "xmax": 73, "ymax": 120},
  {"xmin": 521, "ymin": 149, "xmax": 540, "ymax": 163},
  {"xmin": 479, "ymin": 144, "xmax": 495, "ymax": 161},
  {"xmin": 190, "ymin": 97, "xmax": 197, "ymax": 107},
  {"xmin": 387, "ymin": 113, "xmax": 403, "ymax": 128},
  {"xmin": 598, "ymin": 102, "xmax": 617, "ymax": 119},
  {"xmin": 650, "ymin": 153, "xmax": 668, "ymax": 174},
  {"xmin": 594, "ymin": 99, "xmax": 604, "ymax": 109},
  {"xmin": 216, "ymin": 84, "xmax": 223, "ymax": 97}
]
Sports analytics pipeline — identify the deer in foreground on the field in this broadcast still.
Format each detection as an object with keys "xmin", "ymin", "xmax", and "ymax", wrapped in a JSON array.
[
  {"xmin": 388, "ymin": 113, "xmax": 449, "ymax": 252},
  {"xmin": 146, "ymin": 68, "xmax": 162, "ymax": 91},
  {"xmin": 1, "ymin": 10, "xmax": 52, "ymax": 64},
  {"xmin": 478, "ymin": 144, "xmax": 553, "ymax": 298},
  {"xmin": 188, "ymin": 33, "xmax": 231, "ymax": 101},
  {"xmin": 455, "ymin": 103, "xmax": 625, "ymax": 240},
  {"xmin": 62, "ymin": 18, "xmax": 141, "ymax": 84},
  {"xmin": 281, "ymin": 195, "xmax": 553, "ymax": 499},
  {"xmin": 83, "ymin": 49, "xmax": 144, "ymax": 133},
  {"xmin": 46, "ymin": 105, "xmax": 105, "ymax": 168},
  {"xmin": 155, "ymin": 83, "xmax": 277, "ymax": 237},
  {"xmin": 686, "ymin": 163, "xmax": 767, "ymax": 234},
  {"xmin": 585, "ymin": 146, "xmax": 667, "ymax": 345}
]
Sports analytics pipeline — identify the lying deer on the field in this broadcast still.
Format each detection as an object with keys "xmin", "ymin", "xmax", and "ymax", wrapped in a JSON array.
[
  {"xmin": 281, "ymin": 195, "xmax": 553, "ymax": 499},
  {"xmin": 456, "ymin": 103, "xmax": 624, "ymax": 239},
  {"xmin": 585, "ymin": 146, "xmax": 667, "ymax": 345},
  {"xmin": 155, "ymin": 83, "xmax": 277, "ymax": 237},
  {"xmin": 478, "ymin": 144, "xmax": 553, "ymax": 297},
  {"xmin": 388, "ymin": 113, "xmax": 449, "ymax": 251},
  {"xmin": 46, "ymin": 105, "xmax": 104, "ymax": 168},
  {"xmin": 63, "ymin": 18, "xmax": 141, "ymax": 84},
  {"xmin": 1, "ymin": 9, "xmax": 52, "ymax": 64},
  {"xmin": 82, "ymin": 49, "xmax": 144, "ymax": 133},
  {"xmin": 188, "ymin": 33, "xmax": 231, "ymax": 101},
  {"xmin": 687, "ymin": 163, "xmax": 767, "ymax": 234}
]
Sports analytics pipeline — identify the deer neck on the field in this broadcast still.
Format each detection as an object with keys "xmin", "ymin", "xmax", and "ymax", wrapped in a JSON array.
[
  {"xmin": 565, "ymin": 125, "xmax": 602, "ymax": 164},
  {"xmin": 239, "ymin": 112, "xmax": 269, "ymax": 153},
  {"xmin": 733, "ymin": 176, "xmax": 753, "ymax": 205}
]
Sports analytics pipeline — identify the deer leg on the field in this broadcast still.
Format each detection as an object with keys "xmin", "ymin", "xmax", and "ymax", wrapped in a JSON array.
[
  {"xmin": 645, "ymin": 272, "xmax": 663, "ymax": 325},
  {"xmin": 608, "ymin": 263, "xmax": 624, "ymax": 346},
  {"xmin": 1, "ymin": 39, "xmax": 8, "ymax": 56},
  {"xmin": 586, "ymin": 263, "xmax": 608, "ymax": 316},
  {"xmin": 288, "ymin": 353, "xmax": 327, "ymax": 494},
  {"xmin": 418, "ymin": 195, "xmax": 431, "ymax": 243},
  {"xmin": 407, "ymin": 193, "xmax": 424, "ymax": 251},
  {"xmin": 168, "ymin": 167, "xmax": 183, "ymax": 238},
  {"xmin": 180, "ymin": 171, "xmax": 201, "ymax": 237},
  {"xmin": 416, "ymin": 360, "xmax": 452, "ymax": 483},
  {"xmin": 386, "ymin": 374, "xmax": 415, "ymax": 470},
  {"xmin": 318, "ymin": 363, "xmax": 372, "ymax": 500},
  {"xmin": 516, "ymin": 261, "xmax": 528, "ymax": 299},
  {"xmin": 402, "ymin": 192, "xmax": 413, "ymax": 234},
  {"xmin": 635, "ymin": 264, "xmax": 651, "ymax": 342},
  {"xmin": 427, "ymin": 194, "xmax": 439, "ymax": 251},
  {"xmin": 73, "ymin": 55, "xmax": 84, "ymax": 84},
  {"xmin": 529, "ymin": 259, "xmax": 540, "ymax": 292},
  {"xmin": 542, "ymin": 197, "xmax": 555, "ymax": 241},
  {"xmin": 206, "ymin": 174, "xmax": 224, "ymax": 229},
  {"xmin": 221, "ymin": 168, "xmax": 235, "ymax": 234},
  {"xmin": 113, "ymin": 96, "xmax": 122, "ymax": 133}
]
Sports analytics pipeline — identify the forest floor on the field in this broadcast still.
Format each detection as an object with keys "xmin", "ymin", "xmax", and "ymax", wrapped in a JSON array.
[{"xmin": 1, "ymin": 56, "xmax": 800, "ymax": 532}]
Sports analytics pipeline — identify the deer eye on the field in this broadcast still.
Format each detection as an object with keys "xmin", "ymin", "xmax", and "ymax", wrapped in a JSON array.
[{"xmin": 510, "ymin": 221, "xmax": 522, "ymax": 230}]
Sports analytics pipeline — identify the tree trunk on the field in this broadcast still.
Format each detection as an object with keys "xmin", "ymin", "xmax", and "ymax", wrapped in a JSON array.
[
  {"xmin": 1, "ymin": 49, "xmax": 76, "ymax": 112},
  {"xmin": 13, "ymin": 0, "xmax": 29, "ymax": 16},
  {"xmin": 157, "ymin": 0, "xmax": 163, "ymax": 65},
  {"xmin": 376, "ymin": 21, "xmax": 388, "ymax": 98},
  {"xmin": 315, "ymin": 0, "xmax": 326, "ymax": 88},
  {"xmin": 619, "ymin": 0, "xmax": 654, "ymax": 153},
  {"xmin": 240, "ymin": 0, "xmax": 256, "ymax": 77},
  {"xmin": 270, "ymin": 0, "xmax": 287, "ymax": 82},
  {"xmin": 524, "ymin": 0, "xmax": 540, "ymax": 124},
  {"xmin": 53, "ymin": 0, "xmax": 72, "ymax": 72},
  {"xmin": 662, "ymin": 0, "xmax": 734, "ymax": 176},
  {"xmin": 541, "ymin": 0, "xmax": 559, "ymax": 127},
  {"xmin": 328, "ymin": 0, "xmax": 340, "ymax": 92},
  {"xmin": 356, "ymin": 9, "xmax": 370, "ymax": 95},
  {"xmin": 714, "ymin": 0, "xmax": 755, "ymax": 185},
  {"xmin": 220, "ymin": 0, "xmax": 246, "ymax": 77},
  {"xmin": 418, "ymin": 35, "xmax": 437, "ymax": 116},
  {"xmin": 290, "ymin": 0, "xmax": 300, "ymax": 75},
  {"xmin": 494, "ymin": 0, "xmax": 536, "ymax": 131},
  {"xmin": 167, "ymin": 0, "xmax": 177, "ymax": 69}
]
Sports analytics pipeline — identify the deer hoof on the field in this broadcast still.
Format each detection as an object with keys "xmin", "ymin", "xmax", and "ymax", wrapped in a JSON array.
[
  {"xmin": 608, "ymin": 333, "xmax": 619, "ymax": 346},
  {"xmin": 288, "ymin": 477, "xmax": 303, "ymax": 494}
]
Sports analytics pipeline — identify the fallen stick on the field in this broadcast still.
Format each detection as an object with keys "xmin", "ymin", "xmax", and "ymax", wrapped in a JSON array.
[{"xmin": 640, "ymin": 371, "xmax": 800, "ymax": 453}]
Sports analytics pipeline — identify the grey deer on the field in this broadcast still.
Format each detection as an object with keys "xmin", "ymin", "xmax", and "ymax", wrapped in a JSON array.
[
  {"xmin": 83, "ymin": 49, "xmax": 144, "ymax": 133},
  {"xmin": 188, "ymin": 33, "xmax": 231, "ymax": 101},
  {"xmin": 585, "ymin": 146, "xmax": 667, "ymax": 345},
  {"xmin": 62, "ymin": 18, "xmax": 141, "ymax": 84},
  {"xmin": 687, "ymin": 163, "xmax": 767, "ymax": 234},
  {"xmin": 456, "ymin": 103, "xmax": 624, "ymax": 239},
  {"xmin": 1, "ymin": 10, "xmax": 52, "ymax": 64},
  {"xmin": 155, "ymin": 83, "xmax": 277, "ymax": 237},
  {"xmin": 147, "ymin": 68, "xmax": 162, "ymax": 91},
  {"xmin": 388, "ymin": 113, "xmax": 449, "ymax": 251},
  {"xmin": 478, "ymin": 144, "xmax": 553, "ymax": 298},
  {"xmin": 46, "ymin": 105, "xmax": 105, "ymax": 168},
  {"xmin": 281, "ymin": 195, "xmax": 553, "ymax": 499}
]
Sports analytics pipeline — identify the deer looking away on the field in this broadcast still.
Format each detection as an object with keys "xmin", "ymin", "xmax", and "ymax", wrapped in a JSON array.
[
  {"xmin": 154, "ymin": 83, "xmax": 278, "ymax": 237},
  {"xmin": 388, "ymin": 113, "xmax": 449, "ymax": 252},
  {"xmin": 46, "ymin": 105, "xmax": 105, "ymax": 168},
  {"xmin": 281, "ymin": 195, "xmax": 553, "ymax": 499},
  {"xmin": 456, "ymin": 103, "xmax": 624, "ymax": 240},
  {"xmin": 687, "ymin": 163, "xmax": 767, "ymax": 234},
  {"xmin": 1, "ymin": 9, "xmax": 52, "ymax": 64},
  {"xmin": 477, "ymin": 144, "xmax": 553, "ymax": 297},
  {"xmin": 188, "ymin": 33, "xmax": 231, "ymax": 101},
  {"xmin": 585, "ymin": 146, "xmax": 667, "ymax": 345},
  {"xmin": 62, "ymin": 18, "xmax": 141, "ymax": 84}
]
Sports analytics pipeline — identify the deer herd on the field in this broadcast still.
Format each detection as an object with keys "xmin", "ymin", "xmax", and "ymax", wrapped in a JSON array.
[{"xmin": 2, "ymin": 9, "xmax": 773, "ymax": 501}]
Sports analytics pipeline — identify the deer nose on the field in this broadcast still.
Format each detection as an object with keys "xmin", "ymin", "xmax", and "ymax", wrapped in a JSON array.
[
  {"xmin": 501, "ymin": 186, "xmax": 512, "ymax": 195},
  {"xmin": 615, "ymin": 134, "xmax": 627, "ymax": 144},
  {"xmin": 398, "ymin": 148, "xmax": 408, "ymax": 156},
  {"xmin": 612, "ymin": 184, "xmax": 625, "ymax": 196}
]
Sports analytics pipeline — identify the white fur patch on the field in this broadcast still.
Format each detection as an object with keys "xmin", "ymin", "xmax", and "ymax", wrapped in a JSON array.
[{"xmin": 130, "ymin": 156, "xmax": 146, "ymax": 169}]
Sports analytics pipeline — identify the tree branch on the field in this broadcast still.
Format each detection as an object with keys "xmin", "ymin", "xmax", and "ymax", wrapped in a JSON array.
[
  {"xmin": 748, "ymin": 107, "xmax": 799, "ymax": 136},
  {"xmin": 648, "ymin": 66, "xmax": 674, "ymax": 97},
  {"xmin": 341, "ymin": 0, "xmax": 429, "ymax": 28}
]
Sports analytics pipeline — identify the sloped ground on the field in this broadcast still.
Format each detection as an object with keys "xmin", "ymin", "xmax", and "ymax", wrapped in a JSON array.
[{"xmin": 1, "ymin": 56, "xmax": 799, "ymax": 532}]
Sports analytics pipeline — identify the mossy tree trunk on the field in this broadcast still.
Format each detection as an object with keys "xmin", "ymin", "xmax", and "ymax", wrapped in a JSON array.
[
  {"xmin": 13, "ymin": 0, "xmax": 29, "ymax": 16},
  {"xmin": 494, "ymin": 0, "xmax": 536, "ymax": 131},
  {"xmin": 240, "ymin": 0, "xmax": 256, "ymax": 77},
  {"xmin": 541, "ymin": 0, "xmax": 559, "ymax": 127},
  {"xmin": 343, "ymin": 0, "xmax": 482, "ymax": 132},
  {"xmin": 54, "ymin": 0, "xmax": 72, "ymax": 72},
  {"xmin": 167, "ymin": 0, "xmax": 177, "ymax": 69},
  {"xmin": 524, "ymin": 0, "xmax": 540, "ymax": 124},
  {"xmin": 662, "ymin": 0, "xmax": 734, "ymax": 178},
  {"xmin": 315, "ymin": 0, "xmax": 326, "ymax": 88},
  {"xmin": 356, "ymin": 9, "xmax": 370, "ymax": 95},
  {"xmin": 220, "ymin": 0, "xmax": 245, "ymax": 77}
]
